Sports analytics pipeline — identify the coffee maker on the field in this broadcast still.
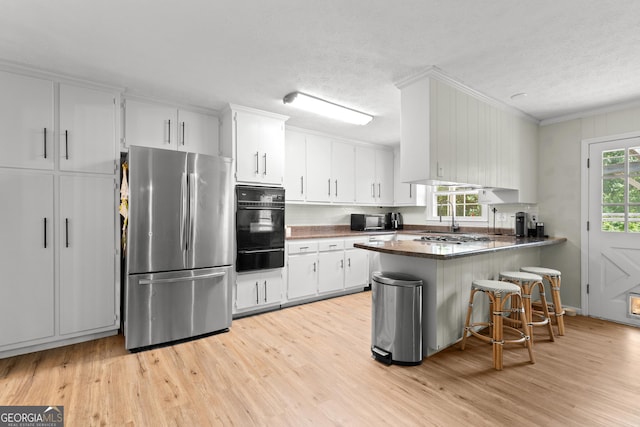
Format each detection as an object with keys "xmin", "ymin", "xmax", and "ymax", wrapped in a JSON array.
[
  {"xmin": 515, "ymin": 212, "xmax": 526, "ymax": 237},
  {"xmin": 385, "ymin": 212, "xmax": 404, "ymax": 230}
]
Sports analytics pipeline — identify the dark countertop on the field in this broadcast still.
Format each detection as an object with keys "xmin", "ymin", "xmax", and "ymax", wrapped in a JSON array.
[
  {"xmin": 353, "ymin": 236, "xmax": 567, "ymax": 260},
  {"xmin": 285, "ymin": 224, "xmax": 512, "ymax": 240}
]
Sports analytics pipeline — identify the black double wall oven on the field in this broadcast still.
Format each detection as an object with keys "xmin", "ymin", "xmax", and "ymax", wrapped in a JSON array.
[{"xmin": 235, "ymin": 185, "xmax": 285, "ymax": 272}]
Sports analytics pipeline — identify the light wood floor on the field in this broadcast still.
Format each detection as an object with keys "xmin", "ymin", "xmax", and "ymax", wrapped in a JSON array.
[{"xmin": 1, "ymin": 291, "xmax": 640, "ymax": 426}]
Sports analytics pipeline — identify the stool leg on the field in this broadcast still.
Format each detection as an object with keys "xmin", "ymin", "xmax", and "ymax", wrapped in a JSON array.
[
  {"xmin": 493, "ymin": 293, "xmax": 504, "ymax": 371},
  {"xmin": 516, "ymin": 294, "xmax": 535, "ymax": 364},
  {"xmin": 536, "ymin": 281, "xmax": 555, "ymax": 342},
  {"xmin": 519, "ymin": 281, "xmax": 535, "ymax": 347},
  {"xmin": 547, "ymin": 274, "xmax": 565, "ymax": 336},
  {"xmin": 461, "ymin": 288, "xmax": 476, "ymax": 351}
]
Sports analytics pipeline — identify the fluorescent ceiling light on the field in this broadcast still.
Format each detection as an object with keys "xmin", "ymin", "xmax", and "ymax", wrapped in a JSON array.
[{"xmin": 283, "ymin": 91, "xmax": 373, "ymax": 125}]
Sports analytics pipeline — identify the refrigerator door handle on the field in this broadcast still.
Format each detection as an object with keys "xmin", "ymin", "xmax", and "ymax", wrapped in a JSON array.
[
  {"xmin": 180, "ymin": 172, "xmax": 188, "ymax": 251},
  {"xmin": 188, "ymin": 172, "xmax": 196, "ymax": 251},
  {"xmin": 138, "ymin": 271, "xmax": 226, "ymax": 285}
]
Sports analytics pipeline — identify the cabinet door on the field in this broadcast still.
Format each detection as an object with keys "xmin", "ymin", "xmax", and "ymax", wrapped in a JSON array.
[
  {"xmin": 344, "ymin": 248, "xmax": 369, "ymax": 289},
  {"xmin": 59, "ymin": 175, "xmax": 117, "ymax": 335},
  {"xmin": 177, "ymin": 109, "xmax": 219, "ymax": 156},
  {"xmin": 287, "ymin": 254, "xmax": 318, "ymax": 299},
  {"xmin": 262, "ymin": 269, "xmax": 283, "ymax": 305},
  {"xmin": 59, "ymin": 84, "xmax": 117, "ymax": 174},
  {"xmin": 305, "ymin": 135, "xmax": 331, "ymax": 202},
  {"xmin": 355, "ymin": 146, "xmax": 376, "ymax": 204},
  {"xmin": 260, "ymin": 117, "xmax": 285, "ymax": 185},
  {"xmin": 0, "ymin": 171, "xmax": 54, "ymax": 347},
  {"xmin": 318, "ymin": 251, "xmax": 344, "ymax": 293},
  {"xmin": 0, "ymin": 70, "xmax": 54, "ymax": 170},
  {"xmin": 284, "ymin": 130, "xmax": 307, "ymax": 201},
  {"xmin": 331, "ymin": 141, "xmax": 355, "ymax": 203},
  {"xmin": 125, "ymin": 99, "xmax": 177, "ymax": 150},
  {"xmin": 236, "ymin": 273, "xmax": 261, "ymax": 310},
  {"xmin": 375, "ymin": 149, "xmax": 394, "ymax": 205}
]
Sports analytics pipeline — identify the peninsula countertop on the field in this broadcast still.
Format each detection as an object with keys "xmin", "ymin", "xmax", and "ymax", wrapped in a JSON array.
[{"xmin": 354, "ymin": 235, "xmax": 567, "ymax": 260}]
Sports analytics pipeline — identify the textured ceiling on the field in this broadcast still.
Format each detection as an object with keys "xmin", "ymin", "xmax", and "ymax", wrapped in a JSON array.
[{"xmin": 1, "ymin": 0, "xmax": 640, "ymax": 145}]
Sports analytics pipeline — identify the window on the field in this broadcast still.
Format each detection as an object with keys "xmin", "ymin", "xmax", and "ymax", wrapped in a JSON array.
[
  {"xmin": 428, "ymin": 186, "xmax": 486, "ymax": 222},
  {"xmin": 602, "ymin": 146, "xmax": 640, "ymax": 232}
]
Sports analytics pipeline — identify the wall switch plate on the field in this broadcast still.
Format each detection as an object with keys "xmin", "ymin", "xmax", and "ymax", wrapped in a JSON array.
[{"xmin": 531, "ymin": 215, "xmax": 537, "ymax": 222}]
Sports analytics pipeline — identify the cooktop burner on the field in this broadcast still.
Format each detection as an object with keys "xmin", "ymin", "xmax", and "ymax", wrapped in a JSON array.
[{"xmin": 415, "ymin": 235, "xmax": 492, "ymax": 244}]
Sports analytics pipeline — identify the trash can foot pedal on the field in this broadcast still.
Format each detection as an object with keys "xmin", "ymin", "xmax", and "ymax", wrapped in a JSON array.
[{"xmin": 372, "ymin": 346, "xmax": 392, "ymax": 365}]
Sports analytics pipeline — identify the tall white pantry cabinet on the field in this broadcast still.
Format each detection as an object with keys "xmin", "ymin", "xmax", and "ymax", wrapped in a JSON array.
[{"xmin": 0, "ymin": 69, "xmax": 120, "ymax": 358}]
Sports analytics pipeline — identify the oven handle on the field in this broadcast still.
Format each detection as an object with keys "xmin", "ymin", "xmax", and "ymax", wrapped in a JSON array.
[
  {"xmin": 238, "ymin": 248, "xmax": 284, "ymax": 254},
  {"xmin": 237, "ymin": 206, "xmax": 285, "ymax": 211}
]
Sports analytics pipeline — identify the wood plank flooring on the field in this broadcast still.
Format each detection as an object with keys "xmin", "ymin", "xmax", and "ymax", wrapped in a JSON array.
[{"xmin": 1, "ymin": 291, "xmax": 640, "ymax": 426}]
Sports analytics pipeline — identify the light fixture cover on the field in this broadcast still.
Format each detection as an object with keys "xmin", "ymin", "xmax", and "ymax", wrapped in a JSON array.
[{"xmin": 283, "ymin": 91, "xmax": 373, "ymax": 125}]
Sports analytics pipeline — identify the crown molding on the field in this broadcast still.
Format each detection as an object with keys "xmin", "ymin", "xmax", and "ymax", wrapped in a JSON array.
[{"xmin": 540, "ymin": 98, "xmax": 640, "ymax": 126}]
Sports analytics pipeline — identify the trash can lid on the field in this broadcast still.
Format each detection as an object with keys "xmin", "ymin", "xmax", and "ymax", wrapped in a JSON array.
[{"xmin": 372, "ymin": 271, "xmax": 423, "ymax": 287}]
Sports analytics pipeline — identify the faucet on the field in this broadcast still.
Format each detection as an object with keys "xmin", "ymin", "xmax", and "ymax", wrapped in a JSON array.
[{"xmin": 447, "ymin": 201, "xmax": 460, "ymax": 233}]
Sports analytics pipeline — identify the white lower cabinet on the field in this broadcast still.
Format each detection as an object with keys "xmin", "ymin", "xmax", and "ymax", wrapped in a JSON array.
[
  {"xmin": 235, "ymin": 269, "xmax": 283, "ymax": 312},
  {"xmin": 318, "ymin": 240, "xmax": 345, "ymax": 293},
  {"xmin": 286, "ymin": 237, "xmax": 369, "ymax": 304}
]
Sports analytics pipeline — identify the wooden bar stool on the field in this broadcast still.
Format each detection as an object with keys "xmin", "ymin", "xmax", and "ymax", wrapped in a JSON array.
[
  {"xmin": 461, "ymin": 279, "xmax": 534, "ymax": 370},
  {"xmin": 499, "ymin": 271, "xmax": 555, "ymax": 345},
  {"xmin": 520, "ymin": 267, "xmax": 565, "ymax": 335}
]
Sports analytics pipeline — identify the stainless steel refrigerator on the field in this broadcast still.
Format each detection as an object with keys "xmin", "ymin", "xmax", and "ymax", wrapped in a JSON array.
[{"xmin": 124, "ymin": 146, "xmax": 233, "ymax": 350}]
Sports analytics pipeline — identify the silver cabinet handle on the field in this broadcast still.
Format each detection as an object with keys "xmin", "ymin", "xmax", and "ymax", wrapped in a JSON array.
[
  {"xmin": 371, "ymin": 183, "xmax": 374, "ymax": 198},
  {"xmin": 65, "ymin": 218, "xmax": 69, "ymax": 248},
  {"xmin": 181, "ymin": 122, "xmax": 186, "ymax": 145},
  {"xmin": 348, "ymin": 258, "xmax": 351, "ymax": 267},
  {"xmin": 65, "ymin": 130, "xmax": 69, "ymax": 160},
  {"xmin": 43, "ymin": 217, "xmax": 47, "ymax": 248},
  {"xmin": 409, "ymin": 184, "xmax": 412, "ymax": 198},
  {"xmin": 255, "ymin": 151, "xmax": 259, "ymax": 174},
  {"xmin": 139, "ymin": 271, "xmax": 226, "ymax": 285},
  {"xmin": 341, "ymin": 259, "xmax": 344, "ymax": 269},
  {"xmin": 378, "ymin": 183, "xmax": 381, "ymax": 198},
  {"xmin": 328, "ymin": 179, "xmax": 331, "ymax": 196},
  {"xmin": 335, "ymin": 180, "xmax": 338, "ymax": 197},
  {"xmin": 300, "ymin": 176, "xmax": 304, "ymax": 195},
  {"xmin": 264, "ymin": 280, "xmax": 267, "ymax": 302},
  {"xmin": 263, "ymin": 153, "xmax": 267, "ymax": 176},
  {"xmin": 255, "ymin": 282, "xmax": 259, "ymax": 304},
  {"xmin": 43, "ymin": 128, "xmax": 47, "ymax": 159},
  {"xmin": 313, "ymin": 262, "xmax": 316, "ymax": 272},
  {"xmin": 167, "ymin": 119, "xmax": 171, "ymax": 144}
]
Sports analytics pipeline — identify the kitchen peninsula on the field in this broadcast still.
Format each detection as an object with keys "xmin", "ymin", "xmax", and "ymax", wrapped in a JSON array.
[{"xmin": 355, "ymin": 235, "xmax": 566, "ymax": 357}]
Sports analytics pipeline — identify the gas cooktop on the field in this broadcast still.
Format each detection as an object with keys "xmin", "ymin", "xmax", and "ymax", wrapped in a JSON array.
[{"xmin": 414, "ymin": 234, "xmax": 493, "ymax": 244}]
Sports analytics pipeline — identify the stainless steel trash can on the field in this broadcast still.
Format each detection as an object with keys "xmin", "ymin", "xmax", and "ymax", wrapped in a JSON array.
[{"xmin": 371, "ymin": 271, "xmax": 423, "ymax": 365}]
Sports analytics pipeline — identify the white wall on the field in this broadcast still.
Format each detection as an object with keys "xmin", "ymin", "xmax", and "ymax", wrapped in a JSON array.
[{"xmin": 539, "ymin": 105, "xmax": 640, "ymax": 309}]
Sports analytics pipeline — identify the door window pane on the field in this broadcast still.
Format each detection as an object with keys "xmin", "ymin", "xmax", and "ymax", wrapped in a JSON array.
[{"xmin": 601, "ymin": 147, "xmax": 640, "ymax": 233}]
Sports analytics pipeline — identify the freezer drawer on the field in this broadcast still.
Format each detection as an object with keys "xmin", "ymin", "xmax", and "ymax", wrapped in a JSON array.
[{"xmin": 125, "ymin": 266, "xmax": 232, "ymax": 350}]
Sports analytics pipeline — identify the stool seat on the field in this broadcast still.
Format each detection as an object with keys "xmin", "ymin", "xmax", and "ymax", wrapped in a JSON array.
[
  {"xmin": 473, "ymin": 279, "xmax": 521, "ymax": 294},
  {"xmin": 499, "ymin": 271, "xmax": 543, "ymax": 282},
  {"xmin": 520, "ymin": 266, "xmax": 565, "ymax": 335},
  {"xmin": 520, "ymin": 266, "xmax": 561, "ymax": 277}
]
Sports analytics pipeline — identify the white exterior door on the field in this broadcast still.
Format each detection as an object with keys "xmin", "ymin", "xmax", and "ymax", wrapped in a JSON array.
[
  {"xmin": 0, "ymin": 70, "xmax": 54, "ymax": 170},
  {"xmin": 0, "ymin": 171, "xmax": 54, "ymax": 346},
  {"xmin": 59, "ymin": 84, "xmax": 117, "ymax": 174},
  {"xmin": 59, "ymin": 175, "xmax": 117, "ymax": 335},
  {"xmin": 588, "ymin": 136, "xmax": 640, "ymax": 326}
]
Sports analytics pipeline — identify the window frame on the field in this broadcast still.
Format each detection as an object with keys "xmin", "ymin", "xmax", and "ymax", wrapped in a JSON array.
[{"xmin": 426, "ymin": 186, "xmax": 488, "ymax": 222}]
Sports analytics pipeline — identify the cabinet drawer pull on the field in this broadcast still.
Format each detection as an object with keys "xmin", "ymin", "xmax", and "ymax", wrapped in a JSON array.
[
  {"xmin": 335, "ymin": 179, "xmax": 338, "ymax": 197},
  {"xmin": 371, "ymin": 183, "xmax": 374, "ymax": 198},
  {"xmin": 65, "ymin": 130, "xmax": 69, "ymax": 160},
  {"xmin": 409, "ymin": 184, "xmax": 412, "ymax": 198},
  {"xmin": 168, "ymin": 119, "xmax": 171, "ymax": 144},
  {"xmin": 263, "ymin": 153, "xmax": 267, "ymax": 176},
  {"xmin": 300, "ymin": 176, "xmax": 304, "ymax": 195},
  {"xmin": 255, "ymin": 151, "xmax": 259, "ymax": 174},
  {"xmin": 264, "ymin": 280, "xmax": 268, "ymax": 302},
  {"xmin": 256, "ymin": 281, "xmax": 259, "ymax": 304},
  {"xmin": 328, "ymin": 179, "xmax": 331, "ymax": 196},
  {"xmin": 348, "ymin": 258, "xmax": 351, "ymax": 267},
  {"xmin": 43, "ymin": 128, "xmax": 47, "ymax": 159},
  {"xmin": 378, "ymin": 183, "xmax": 381, "ymax": 198},
  {"xmin": 43, "ymin": 217, "xmax": 47, "ymax": 248},
  {"xmin": 65, "ymin": 218, "xmax": 69, "ymax": 248},
  {"xmin": 181, "ymin": 121, "xmax": 185, "ymax": 145},
  {"xmin": 341, "ymin": 259, "xmax": 344, "ymax": 269},
  {"xmin": 313, "ymin": 262, "xmax": 316, "ymax": 272}
]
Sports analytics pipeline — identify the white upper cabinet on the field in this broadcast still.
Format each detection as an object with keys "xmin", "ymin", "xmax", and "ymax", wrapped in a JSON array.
[
  {"xmin": 0, "ymin": 70, "xmax": 54, "ymax": 170},
  {"xmin": 59, "ymin": 84, "xmax": 117, "ymax": 174},
  {"xmin": 284, "ymin": 129, "xmax": 307, "ymax": 201},
  {"xmin": 124, "ymin": 98, "xmax": 219, "ymax": 155},
  {"xmin": 355, "ymin": 146, "xmax": 394, "ymax": 205},
  {"xmin": 305, "ymin": 134, "xmax": 332, "ymax": 202},
  {"xmin": 232, "ymin": 108, "xmax": 287, "ymax": 185},
  {"xmin": 332, "ymin": 141, "xmax": 355, "ymax": 203},
  {"xmin": 398, "ymin": 71, "xmax": 538, "ymax": 202},
  {"xmin": 393, "ymin": 148, "xmax": 426, "ymax": 206}
]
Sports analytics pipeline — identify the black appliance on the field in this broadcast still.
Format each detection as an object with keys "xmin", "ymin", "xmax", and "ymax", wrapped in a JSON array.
[
  {"xmin": 385, "ymin": 212, "xmax": 404, "ymax": 230},
  {"xmin": 515, "ymin": 212, "xmax": 526, "ymax": 237},
  {"xmin": 236, "ymin": 185, "xmax": 285, "ymax": 272},
  {"xmin": 350, "ymin": 213, "xmax": 385, "ymax": 231}
]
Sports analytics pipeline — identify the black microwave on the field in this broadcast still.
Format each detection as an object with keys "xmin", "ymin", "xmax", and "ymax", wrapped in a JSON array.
[{"xmin": 350, "ymin": 214, "xmax": 385, "ymax": 231}]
